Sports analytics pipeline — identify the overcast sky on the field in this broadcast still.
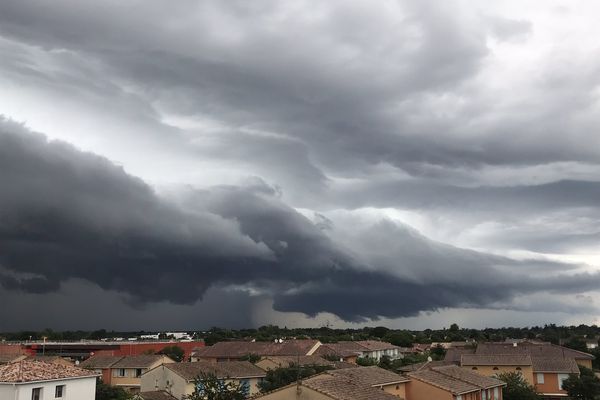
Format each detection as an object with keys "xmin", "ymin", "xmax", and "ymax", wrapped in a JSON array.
[{"xmin": 1, "ymin": 0, "xmax": 600, "ymax": 331}]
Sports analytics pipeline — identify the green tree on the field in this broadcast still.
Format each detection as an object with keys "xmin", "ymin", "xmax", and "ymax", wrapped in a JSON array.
[
  {"xmin": 371, "ymin": 326, "xmax": 389, "ymax": 338},
  {"xmin": 562, "ymin": 366, "xmax": 600, "ymax": 400},
  {"xmin": 564, "ymin": 337, "xmax": 589, "ymax": 354},
  {"xmin": 385, "ymin": 331, "xmax": 413, "ymax": 347},
  {"xmin": 258, "ymin": 364, "xmax": 332, "ymax": 393},
  {"xmin": 159, "ymin": 345, "xmax": 185, "ymax": 362},
  {"xmin": 185, "ymin": 373, "xmax": 247, "ymax": 400},
  {"xmin": 429, "ymin": 344, "xmax": 446, "ymax": 361},
  {"xmin": 496, "ymin": 371, "xmax": 540, "ymax": 400},
  {"xmin": 96, "ymin": 379, "xmax": 131, "ymax": 400}
]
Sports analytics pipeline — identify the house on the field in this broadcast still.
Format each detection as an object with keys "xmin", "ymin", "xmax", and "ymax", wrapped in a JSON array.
[
  {"xmin": 255, "ymin": 366, "xmax": 409, "ymax": 400},
  {"xmin": 474, "ymin": 342, "xmax": 594, "ymax": 369},
  {"xmin": 0, "ymin": 360, "xmax": 98, "ymax": 400},
  {"xmin": 460, "ymin": 353, "xmax": 580, "ymax": 398},
  {"xmin": 461, "ymin": 354, "xmax": 535, "ymax": 384},
  {"xmin": 80, "ymin": 354, "xmax": 174, "ymax": 392},
  {"xmin": 141, "ymin": 360, "xmax": 267, "ymax": 399},
  {"xmin": 135, "ymin": 390, "xmax": 177, "ymax": 400},
  {"xmin": 407, "ymin": 365, "xmax": 505, "ymax": 400},
  {"xmin": 255, "ymin": 355, "xmax": 335, "ymax": 371},
  {"xmin": 0, "ymin": 353, "xmax": 27, "ymax": 365},
  {"xmin": 313, "ymin": 341, "xmax": 401, "ymax": 363},
  {"xmin": 191, "ymin": 340, "xmax": 321, "ymax": 362}
]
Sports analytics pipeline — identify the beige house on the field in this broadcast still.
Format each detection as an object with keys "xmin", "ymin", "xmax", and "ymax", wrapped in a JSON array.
[
  {"xmin": 141, "ymin": 361, "xmax": 266, "ymax": 399},
  {"xmin": 80, "ymin": 355, "xmax": 174, "ymax": 393},
  {"xmin": 407, "ymin": 365, "xmax": 505, "ymax": 400},
  {"xmin": 256, "ymin": 366, "xmax": 409, "ymax": 400},
  {"xmin": 461, "ymin": 354, "xmax": 535, "ymax": 384}
]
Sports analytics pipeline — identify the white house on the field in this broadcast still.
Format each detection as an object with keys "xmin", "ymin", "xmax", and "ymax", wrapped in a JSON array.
[{"xmin": 0, "ymin": 360, "xmax": 98, "ymax": 400}]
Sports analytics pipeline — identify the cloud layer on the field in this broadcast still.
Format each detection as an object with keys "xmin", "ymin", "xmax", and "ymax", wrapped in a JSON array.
[{"xmin": 1, "ymin": 0, "xmax": 600, "ymax": 328}]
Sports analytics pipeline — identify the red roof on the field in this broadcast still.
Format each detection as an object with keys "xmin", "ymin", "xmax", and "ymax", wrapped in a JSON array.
[{"xmin": 0, "ymin": 361, "xmax": 98, "ymax": 383}]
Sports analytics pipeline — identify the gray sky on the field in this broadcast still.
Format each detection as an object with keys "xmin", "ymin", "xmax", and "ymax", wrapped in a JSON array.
[{"xmin": 1, "ymin": 0, "xmax": 600, "ymax": 331}]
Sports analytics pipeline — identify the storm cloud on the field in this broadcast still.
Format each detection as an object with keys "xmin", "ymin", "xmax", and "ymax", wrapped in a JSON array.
[{"xmin": 1, "ymin": 0, "xmax": 600, "ymax": 328}]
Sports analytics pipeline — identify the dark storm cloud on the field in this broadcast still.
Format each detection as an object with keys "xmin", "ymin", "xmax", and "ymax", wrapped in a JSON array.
[{"xmin": 1, "ymin": 120, "xmax": 599, "ymax": 323}]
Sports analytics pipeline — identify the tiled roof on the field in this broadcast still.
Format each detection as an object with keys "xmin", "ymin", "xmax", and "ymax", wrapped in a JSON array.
[
  {"xmin": 0, "ymin": 361, "xmax": 98, "ymax": 383},
  {"xmin": 137, "ymin": 391, "xmax": 177, "ymax": 400},
  {"xmin": 461, "ymin": 354, "xmax": 532, "ymax": 366},
  {"xmin": 408, "ymin": 365, "xmax": 504, "ymax": 395},
  {"xmin": 327, "ymin": 366, "xmax": 409, "ymax": 386},
  {"xmin": 444, "ymin": 347, "xmax": 476, "ymax": 362},
  {"xmin": 194, "ymin": 340, "xmax": 320, "ymax": 358},
  {"xmin": 112, "ymin": 355, "xmax": 169, "ymax": 368},
  {"xmin": 476, "ymin": 342, "xmax": 594, "ymax": 360},
  {"xmin": 398, "ymin": 360, "xmax": 455, "ymax": 373},
  {"xmin": 531, "ymin": 357, "xmax": 580, "ymax": 373},
  {"xmin": 355, "ymin": 341, "xmax": 399, "ymax": 352},
  {"xmin": 314, "ymin": 342, "xmax": 366, "ymax": 358},
  {"xmin": 79, "ymin": 355, "xmax": 123, "ymax": 369},
  {"xmin": 302, "ymin": 372, "xmax": 402, "ymax": 400},
  {"xmin": 165, "ymin": 361, "xmax": 266, "ymax": 381},
  {"xmin": 258, "ymin": 355, "xmax": 334, "ymax": 369}
]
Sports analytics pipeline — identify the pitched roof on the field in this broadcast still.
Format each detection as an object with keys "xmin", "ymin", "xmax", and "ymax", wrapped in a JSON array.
[
  {"xmin": 257, "ymin": 355, "xmax": 334, "ymax": 369},
  {"xmin": 79, "ymin": 355, "xmax": 123, "ymax": 369},
  {"xmin": 461, "ymin": 354, "xmax": 532, "ymax": 366},
  {"xmin": 531, "ymin": 357, "xmax": 580, "ymax": 373},
  {"xmin": 0, "ymin": 361, "xmax": 98, "ymax": 383},
  {"xmin": 355, "ymin": 341, "xmax": 399, "ymax": 352},
  {"xmin": 302, "ymin": 371, "xmax": 402, "ymax": 400},
  {"xmin": 112, "ymin": 355, "xmax": 169, "ymax": 369},
  {"xmin": 398, "ymin": 360, "xmax": 455, "ymax": 373},
  {"xmin": 408, "ymin": 365, "xmax": 504, "ymax": 395},
  {"xmin": 314, "ymin": 342, "xmax": 366, "ymax": 358},
  {"xmin": 476, "ymin": 342, "xmax": 594, "ymax": 360},
  {"xmin": 194, "ymin": 340, "xmax": 320, "ymax": 359},
  {"xmin": 137, "ymin": 391, "xmax": 177, "ymax": 400},
  {"xmin": 444, "ymin": 347, "xmax": 476, "ymax": 362},
  {"xmin": 327, "ymin": 366, "xmax": 410, "ymax": 386},
  {"xmin": 165, "ymin": 361, "xmax": 266, "ymax": 381}
]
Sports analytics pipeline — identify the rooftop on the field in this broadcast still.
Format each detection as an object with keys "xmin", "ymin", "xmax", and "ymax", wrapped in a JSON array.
[
  {"xmin": 0, "ymin": 360, "xmax": 97, "ymax": 383},
  {"xmin": 193, "ymin": 340, "xmax": 320, "ymax": 359},
  {"xmin": 136, "ymin": 391, "xmax": 177, "ymax": 400},
  {"xmin": 531, "ymin": 357, "xmax": 580, "ymax": 373},
  {"xmin": 461, "ymin": 354, "xmax": 532, "ymax": 366},
  {"xmin": 408, "ymin": 365, "xmax": 504, "ymax": 395},
  {"xmin": 301, "ymin": 368, "xmax": 404, "ymax": 400},
  {"xmin": 355, "ymin": 341, "xmax": 399, "ymax": 352},
  {"xmin": 112, "ymin": 355, "xmax": 170, "ymax": 369},
  {"xmin": 476, "ymin": 342, "xmax": 594, "ymax": 360},
  {"xmin": 165, "ymin": 361, "xmax": 266, "ymax": 381},
  {"xmin": 79, "ymin": 355, "xmax": 123, "ymax": 369},
  {"xmin": 257, "ymin": 355, "xmax": 334, "ymax": 369}
]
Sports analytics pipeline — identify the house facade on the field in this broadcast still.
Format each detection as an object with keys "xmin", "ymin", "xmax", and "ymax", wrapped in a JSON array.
[
  {"xmin": 141, "ymin": 361, "xmax": 266, "ymax": 399},
  {"xmin": 0, "ymin": 360, "xmax": 98, "ymax": 400}
]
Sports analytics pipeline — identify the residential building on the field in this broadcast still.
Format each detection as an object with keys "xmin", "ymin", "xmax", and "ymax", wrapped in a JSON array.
[
  {"xmin": 531, "ymin": 357, "xmax": 580, "ymax": 398},
  {"xmin": 474, "ymin": 342, "xmax": 594, "ymax": 369},
  {"xmin": 141, "ymin": 360, "xmax": 266, "ymax": 399},
  {"xmin": 0, "ymin": 360, "xmax": 98, "ymax": 400},
  {"xmin": 80, "ymin": 354, "xmax": 174, "ymax": 392},
  {"xmin": 460, "ymin": 354, "xmax": 535, "ymax": 384},
  {"xmin": 191, "ymin": 340, "xmax": 321, "ymax": 362},
  {"xmin": 313, "ymin": 341, "xmax": 401, "ymax": 363},
  {"xmin": 407, "ymin": 365, "xmax": 505, "ymax": 400},
  {"xmin": 255, "ymin": 366, "xmax": 409, "ymax": 400}
]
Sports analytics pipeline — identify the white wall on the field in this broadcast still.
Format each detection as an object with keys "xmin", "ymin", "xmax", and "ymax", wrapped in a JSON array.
[{"xmin": 0, "ymin": 376, "xmax": 96, "ymax": 400}]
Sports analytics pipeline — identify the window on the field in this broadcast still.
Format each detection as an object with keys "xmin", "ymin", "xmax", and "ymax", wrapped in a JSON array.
[
  {"xmin": 32, "ymin": 388, "xmax": 42, "ymax": 400},
  {"xmin": 55, "ymin": 385, "xmax": 65, "ymax": 398},
  {"xmin": 558, "ymin": 374, "xmax": 569, "ymax": 390},
  {"xmin": 135, "ymin": 368, "xmax": 143, "ymax": 378},
  {"xmin": 536, "ymin": 373, "xmax": 544, "ymax": 384},
  {"xmin": 117, "ymin": 368, "xmax": 126, "ymax": 377}
]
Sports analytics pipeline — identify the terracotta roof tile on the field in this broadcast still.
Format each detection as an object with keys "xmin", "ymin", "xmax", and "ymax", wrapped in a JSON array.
[
  {"xmin": 476, "ymin": 342, "xmax": 594, "ymax": 360},
  {"xmin": 0, "ymin": 360, "xmax": 98, "ymax": 383},
  {"xmin": 79, "ymin": 355, "xmax": 123, "ymax": 369},
  {"xmin": 531, "ymin": 357, "xmax": 580, "ymax": 373},
  {"xmin": 194, "ymin": 340, "xmax": 320, "ymax": 359},
  {"xmin": 257, "ymin": 355, "xmax": 334, "ymax": 369},
  {"xmin": 355, "ymin": 341, "xmax": 399, "ymax": 352},
  {"xmin": 137, "ymin": 391, "xmax": 177, "ymax": 400},
  {"xmin": 303, "ymin": 370, "xmax": 403, "ymax": 400},
  {"xmin": 461, "ymin": 354, "xmax": 532, "ymax": 366},
  {"xmin": 408, "ymin": 365, "xmax": 504, "ymax": 395},
  {"xmin": 112, "ymin": 355, "xmax": 169, "ymax": 368},
  {"xmin": 328, "ymin": 366, "xmax": 409, "ymax": 386},
  {"xmin": 166, "ymin": 361, "xmax": 266, "ymax": 381}
]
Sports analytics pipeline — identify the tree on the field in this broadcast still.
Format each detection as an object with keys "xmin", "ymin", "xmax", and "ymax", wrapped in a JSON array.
[
  {"xmin": 185, "ymin": 373, "xmax": 247, "ymax": 400},
  {"xmin": 449, "ymin": 323, "xmax": 460, "ymax": 332},
  {"xmin": 371, "ymin": 326, "xmax": 389, "ymax": 338},
  {"xmin": 385, "ymin": 331, "xmax": 413, "ymax": 347},
  {"xmin": 96, "ymin": 379, "xmax": 131, "ymax": 400},
  {"xmin": 429, "ymin": 344, "xmax": 446, "ymax": 361},
  {"xmin": 159, "ymin": 345, "xmax": 185, "ymax": 362},
  {"xmin": 562, "ymin": 366, "xmax": 600, "ymax": 400},
  {"xmin": 496, "ymin": 371, "xmax": 540, "ymax": 400},
  {"xmin": 564, "ymin": 337, "xmax": 589, "ymax": 354},
  {"xmin": 258, "ymin": 364, "xmax": 332, "ymax": 393}
]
